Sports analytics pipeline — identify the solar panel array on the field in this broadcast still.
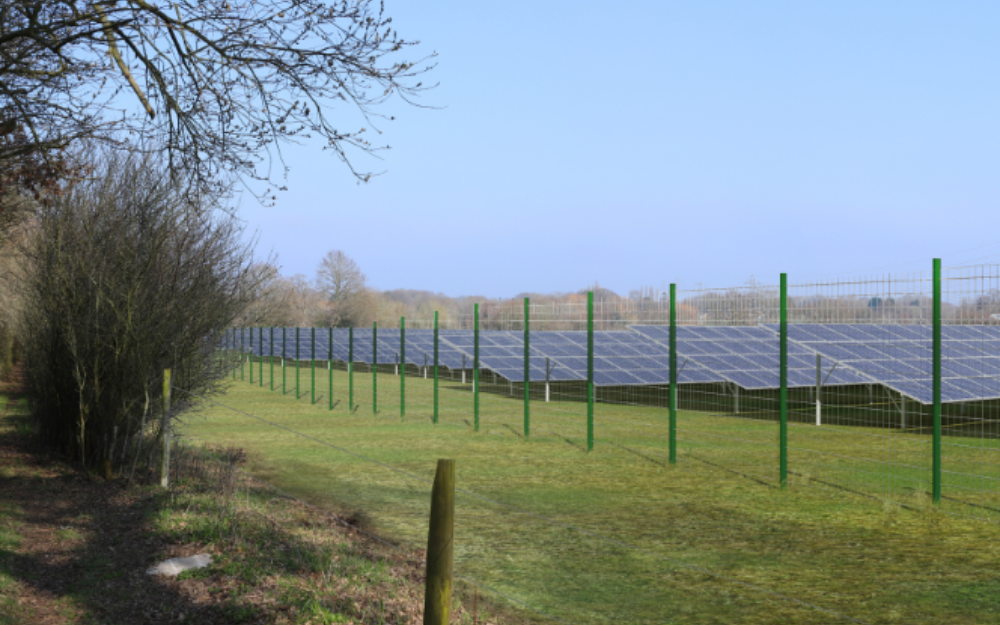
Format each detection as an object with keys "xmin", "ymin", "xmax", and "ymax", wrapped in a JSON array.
[
  {"xmin": 778, "ymin": 324, "xmax": 1000, "ymax": 404},
  {"xmin": 228, "ymin": 324, "xmax": 1000, "ymax": 400},
  {"xmin": 235, "ymin": 328, "xmax": 323, "ymax": 360},
  {"xmin": 239, "ymin": 327, "xmax": 478, "ymax": 370},
  {"xmin": 630, "ymin": 325, "xmax": 868, "ymax": 390},
  {"xmin": 229, "ymin": 327, "xmax": 721, "ymax": 386}
]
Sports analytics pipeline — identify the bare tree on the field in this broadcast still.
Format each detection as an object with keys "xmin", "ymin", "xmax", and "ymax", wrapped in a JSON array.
[
  {"xmin": 315, "ymin": 249, "xmax": 370, "ymax": 326},
  {"xmin": 0, "ymin": 1, "xmax": 436, "ymax": 197},
  {"xmin": 282, "ymin": 273, "xmax": 327, "ymax": 326},
  {"xmin": 237, "ymin": 262, "xmax": 283, "ymax": 324}
]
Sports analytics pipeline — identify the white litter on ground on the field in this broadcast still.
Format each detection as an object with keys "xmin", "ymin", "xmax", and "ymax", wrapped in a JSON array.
[{"xmin": 146, "ymin": 554, "xmax": 213, "ymax": 576}]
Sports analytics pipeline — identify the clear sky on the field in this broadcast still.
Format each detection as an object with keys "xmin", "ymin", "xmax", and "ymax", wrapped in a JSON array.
[{"xmin": 239, "ymin": 1, "xmax": 1000, "ymax": 297}]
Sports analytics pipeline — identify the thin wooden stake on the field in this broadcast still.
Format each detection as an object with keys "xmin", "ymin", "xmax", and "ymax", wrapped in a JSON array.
[{"xmin": 160, "ymin": 368, "xmax": 172, "ymax": 488}]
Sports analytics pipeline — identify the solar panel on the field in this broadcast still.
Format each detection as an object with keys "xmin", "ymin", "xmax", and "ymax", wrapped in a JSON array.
[
  {"xmin": 630, "ymin": 325, "xmax": 868, "ymax": 391},
  {"xmin": 320, "ymin": 328, "xmax": 399, "ymax": 365},
  {"xmin": 565, "ymin": 331, "xmax": 722, "ymax": 385},
  {"xmin": 773, "ymin": 323, "xmax": 1000, "ymax": 404},
  {"xmin": 438, "ymin": 330, "xmax": 582, "ymax": 382}
]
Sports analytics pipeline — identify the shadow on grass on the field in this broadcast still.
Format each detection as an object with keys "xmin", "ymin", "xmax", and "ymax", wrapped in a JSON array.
[{"xmin": 0, "ymin": 401, "xmax": 421, "ymax": 625}]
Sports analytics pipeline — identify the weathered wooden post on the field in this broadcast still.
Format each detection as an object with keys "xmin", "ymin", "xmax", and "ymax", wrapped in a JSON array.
[{"xmin": 424, "ymin": 459, "xmax": 455, "ymax": 625}]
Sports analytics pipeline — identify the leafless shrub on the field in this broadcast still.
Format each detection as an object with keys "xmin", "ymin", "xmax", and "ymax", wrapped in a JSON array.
[{"xmin": 18, "ymin": 148, "xmax": 266, "ymax": 472}]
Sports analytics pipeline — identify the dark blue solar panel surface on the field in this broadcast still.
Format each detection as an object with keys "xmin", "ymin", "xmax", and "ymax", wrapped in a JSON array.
[
  {"xmin": 531, "ymin": 331, "xmax": 722, "ymax": 385},
  {"xmin": 630, "ymin": 325, "xmax": 869, "ymax": 390},
  {"xmin": 771, "ymin": 323, "xmax": 1000, "ymax": 403}
]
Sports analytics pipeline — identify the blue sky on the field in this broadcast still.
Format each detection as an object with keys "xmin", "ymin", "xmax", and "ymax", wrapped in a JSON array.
[{"xmin": 240, "ymin": 1, "xmax": 1000, "ymax": 297}]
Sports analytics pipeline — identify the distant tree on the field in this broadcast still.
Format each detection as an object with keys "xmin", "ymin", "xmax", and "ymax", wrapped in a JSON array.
[
  {"xmin": 236, "ymin": 263, "xmax": 284, "ymax": 325},
  {"xmin": 578, "ymin": 282, "xmax": 619, "ymax": 302},
  {"xmin": 278, "ymin": 274, "xmax": 326, "ymax": 327},
  {"xmin": 975, "ymin": 290, "xmax": 1000, "ymax": 310},
  {"xmin": 868, "ymin": 297, "xmax": 896, "ymax": 308},
  {"xmin": 675, "ymin": 302, "xmax": 699, "ymax": 324},
  {"xmin": 0, "ymin": 0, "xmax": 436, "ymax": 197},
  {"xmin": 315, "ymin": 249, "xmax": 372, "ymax": 327}
]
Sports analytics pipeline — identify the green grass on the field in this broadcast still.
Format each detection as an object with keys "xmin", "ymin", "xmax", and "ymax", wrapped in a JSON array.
[
  {"xmin": 0, "ymin": 406, "xmax": 26, "ymax": 625},
  {"xmin": 0, "ymin": 507, "xmax": 23, "ymax": 625},
  {"xmin": 184, "ymin": 362, "xmax": 1000, "ymax": 624}
]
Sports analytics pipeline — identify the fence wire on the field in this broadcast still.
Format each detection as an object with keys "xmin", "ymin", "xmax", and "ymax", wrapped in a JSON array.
[{"xmin": 221, "ymin": 263, "xmax": 1000, "ymax": 524}]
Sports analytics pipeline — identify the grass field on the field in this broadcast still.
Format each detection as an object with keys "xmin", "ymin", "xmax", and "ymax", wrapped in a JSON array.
[{"xmin": 183, "ymin": 361, "xmax": 1000, "ymax": 624}]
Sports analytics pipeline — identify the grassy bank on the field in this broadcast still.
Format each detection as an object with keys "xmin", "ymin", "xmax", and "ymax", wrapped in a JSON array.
[{"xmin": 0, "ymin": 391, "xmax": 471, "ymax": 625}]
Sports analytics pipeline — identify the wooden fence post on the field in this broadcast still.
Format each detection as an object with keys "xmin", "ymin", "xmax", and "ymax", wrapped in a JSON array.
[
  {"xmin": 424, "ymin": 459, "xmax": 455, "ymax": 625},
  {"xmin": 160, "ymin": 368, "xmax": 172, "ymax": 488}
]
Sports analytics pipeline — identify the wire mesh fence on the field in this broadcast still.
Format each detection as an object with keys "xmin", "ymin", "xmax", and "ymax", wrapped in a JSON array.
[{"xmin": 222, "ymin": 260, "xmax": 1000, "ymax": 524}]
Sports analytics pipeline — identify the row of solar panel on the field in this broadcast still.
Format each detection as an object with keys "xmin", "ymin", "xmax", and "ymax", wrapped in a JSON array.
[
  {"xmin": 772, "ymin": 324, "xmax": 1000, "ymax": 404},
  {"xmin": 781, "ymin": 324, "xmax": 1000, "ymax": 343},
  {"xmin": 224, "ymin": 328, "xmax": 719, "ymax": 386},
  {"xmin": 224, "ymin": 324, "xmax": 1000, "ymax": 403},
  {"xmin": 893, "ymin": 378, "xmax": 1000, "ymax": 404},
  {"xmin": 225, "ymin": 327, "xmax": 862, "ymax": 390}
]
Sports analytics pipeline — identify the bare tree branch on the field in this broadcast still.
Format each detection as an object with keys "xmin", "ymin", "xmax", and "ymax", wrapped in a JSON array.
[{"xmin": 0, "ymin": 0, "xmax": 437, "ymax": 200}]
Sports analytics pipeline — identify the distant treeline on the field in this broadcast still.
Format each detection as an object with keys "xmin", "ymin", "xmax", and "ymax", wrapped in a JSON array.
[{"xmin": 240, "ymin": 261, "xmax": 1000, "ymax": 332}]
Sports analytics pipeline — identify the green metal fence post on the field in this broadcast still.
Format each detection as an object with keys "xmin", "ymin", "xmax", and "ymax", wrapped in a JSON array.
[
  {"xmin": 474, "ymin": 303, "xmax": 480, "ymax": 432},
  {"xmin": 232, "ymin": 328, "xmax": 236, "ymax": 380},
  {"xmin": 373, "ymin": 321, "xmax": 378, "ymax": 415},
  {"xmin": 524, "ymin": 297, "xmax": 530, "ymax": 439},
  {"xmin": 587, "ymin": 291, "xmax": 594, "ymax": 452},
  {"xmin": 259, "ymin": 327, "xmax": 263, "ymax": 387},
  {"xmin": 249, "ymin": 327, "xmax": 254, "ymax": 384},
  {"xmin": 933, "ymin": 258, "xmax": 942, "ymax": 504},
  {"xmin": 329, "ymin": 327, "xmax": 333, "ymax": 411},
  {"xmin": 779, "ymin": 273, "xmax": 788, "ymax": 488},
  {"xmin": 669, "ymin": 284, "xmax": 677, "ymax": 464},
  {"xmin": 270, "ymin": 326, "xmax": 274, "ymax": 391},
  {"xmin": 311, "ymin": 327, "xmax": 316, "ymax": 405},
  {"xmin": 296, "ymin": 327, "xmax": 300, "ymax": 399},
  {"xmin": 349, "ymin": 327, "xmax": 354, "ymax": 412},
  {"xmin": 241, "ymin": 327, "xmax": 245, "ymax": 381},
  {"xmin": 434, "ymin": 311, "xmax": 439, "ymax": 424},
  {"xmin": 401, "ymin": 316, "xmax": 406, "ymax": 421},
  {"xmin": 282, "ymin": 327, "xmax": 287, "ymax": 395}
]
